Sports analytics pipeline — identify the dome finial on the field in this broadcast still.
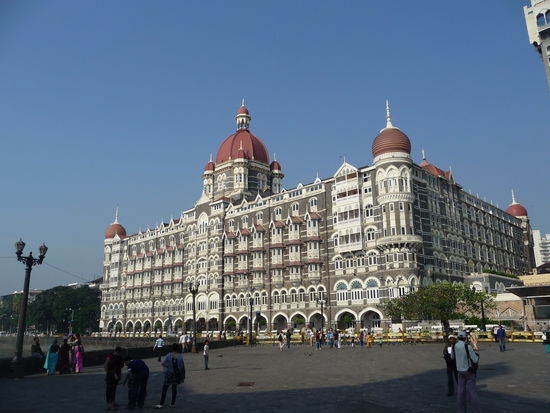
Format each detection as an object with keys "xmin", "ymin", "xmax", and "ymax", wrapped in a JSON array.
[
  {"xmin": 511, "ymin": 189, "xmax": 517, "ymax": 204},
  {"xmin": 209, "ymin": 152, "xmax": 213, "ymax": 162},
  {"xmin": 386, "ymin": 99, "xmax": 393, "ymax": 129},
  {"xmin": 235, "ymin": 100, "xmax": 251, "ymax": 130},
  {"xmin": 273, "ymin": 152, "xmax": 277, "ymax": 161},
  {"xmin": 422, "ymin": 149, "xmax": 426, "ymax": 160},
  {"xmin": 114, "ymin": 207, "xmax": 119, "ymax": 224}
]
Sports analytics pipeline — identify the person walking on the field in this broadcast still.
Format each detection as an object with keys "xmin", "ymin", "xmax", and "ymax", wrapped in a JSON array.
[
  {"xmin": 153, "ymin": 335, "xmax": 165, "ymax": 361},
  {"xmin": 469, "ymin": 329, "xmax": 479, "ymax": 352},
  {"xmin": 543, "ymin": 325, "xmax": 550, "ymax": 353},
  {"xmin": 43, "ymin": 339, "xmax": 60, "ymax": 375},
  {"xmin": 333, "ymin": 330, "xmax": 339, "ymax": 349},
  {"xmin": 156, "ymin": 343, "xmax": 185, "ymax": 409},
  {"xmin": 104, "ymin": 346, "xmax": 125, "ymax": 411},
  {"xmin": 315, "ymin": 330, "xmax": 322, "ymax": 350},
  {"xmin": 452, "ymin": 331, "xmax": 480, "ymax": 413},
  {"xmin": 366, "ymin": 333, "xmax": 373, "ymax": 348},
  {"xmin": 124, "ymin": 357, "xmax": 149, "ymax": 410},
  {"xmin": 74, "ymin": 339, "xmax": 85, "ymax": 373},
  {"xmin": 203, "ymin": 340, "xmax": 210, "ymax": 370},
  {"xmin": 286, "ymin": 329, "xmax": 292, "ymax": 349},
  {"xmin": 443, "ymin": 335, "xmax": 458, "ymax": 396},
  {"xmin": 31, "ymin": 336, "xmax": 45, "ymax": 361},
  {"xmin": 359, "ymin": 331, "xmax": 365, "ymax": 348},
  {"xmin": 496, "ymin": 325, "xmax": 506, "ymax": 352},
  {"xmin": 178, "ymin": 333, "xmax": 186, "ymax": 351},
  {"xmin": 278, "ymin": 331, "xmax": 284, "ymax": 351},
  {"xmin": 58, "ymin": 338, "xmax": 71, "ymax": 374},
  {"xmin": 327, "ymin": 329, "xmax": 334, "ymax": 348}
]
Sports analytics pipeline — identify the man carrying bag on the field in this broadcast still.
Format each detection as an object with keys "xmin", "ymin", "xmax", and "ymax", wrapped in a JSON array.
[{"xmin": 452, "ymin": 331, "xmax": 480, "ymax": 413}]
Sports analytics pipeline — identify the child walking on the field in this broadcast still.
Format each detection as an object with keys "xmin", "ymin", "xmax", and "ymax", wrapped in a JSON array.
[{"xmin": 203, "ymin": 340, "xmax": 210, "ymax": 370}]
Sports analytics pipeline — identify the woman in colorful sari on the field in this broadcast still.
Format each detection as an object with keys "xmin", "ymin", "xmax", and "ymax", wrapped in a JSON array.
[
  {"xmin": 74, "ymin": 339, "xmax": 85, "ymax": 373},
  {"xmin": 43, "ymin": 339, "xmax": 60, "ymax": 375}
]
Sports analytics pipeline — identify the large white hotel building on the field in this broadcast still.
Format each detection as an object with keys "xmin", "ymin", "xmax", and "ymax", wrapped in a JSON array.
[{"xmin": 100, "ymin": 103, "xmax": 535, "ymax": 334}]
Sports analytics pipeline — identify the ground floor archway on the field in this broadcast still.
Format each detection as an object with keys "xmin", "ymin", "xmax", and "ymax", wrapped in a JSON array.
[
  {"xmin": 207, "ymin": 317, "xmax": 218, "ymax": 331},
  {"xmin": 272, "ymin": 314, "xmax": 288, "ymax": 332},
  {"xmin": 360, "ymin": 310, "xmax": 382, "ymax": 330},
  {"xmin": 336, "ymin": 311, "xmax": 356, "ymax": 330},
  {"xmin": 224, "ymin": 316, "xmax": 237, "ymax": 332}
]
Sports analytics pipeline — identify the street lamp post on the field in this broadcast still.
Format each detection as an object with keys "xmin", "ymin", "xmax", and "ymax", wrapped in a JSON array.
[
  {"xmin": 168, "ymin": 314, "xmax": 173, "ymax": 335},
  {"xmin": 316, "ymin": 297, "xmax": 326, "ymax": 332},
  {"xmin": 66, "ymin": 307, "xmax": 75, "ymax": 335},
  {"xmin": 189, "ymin": 282, "xmax": 198, "ymax": 353},
  {"xmin": 12, "ymin": 239, "xmax": 48, "ymax": 377},
  {"xmin": 249, "ymin": 297, "xmax": 254, "ymax": 346}
]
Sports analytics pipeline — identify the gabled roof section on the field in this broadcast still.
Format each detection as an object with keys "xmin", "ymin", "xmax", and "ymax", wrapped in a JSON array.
[{"xmin": 334, "ymin": 161, "xmax": 358, "ymax": 178}]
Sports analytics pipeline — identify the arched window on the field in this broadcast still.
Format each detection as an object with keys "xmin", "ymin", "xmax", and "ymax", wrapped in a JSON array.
[
  {"xmin": 367, "ymin": 252, "xmax": 378, "ymax": 265},
  {"xmin": 350, "ymin": 280, "xmax": 363, "ymax": 300},
  {"xmin": 336, "ymin": 282, "xmax": 347, "ymax": 301},
  {"xmin": 366, "ymin": 279, "xmax": 379, "ymax": 299}
]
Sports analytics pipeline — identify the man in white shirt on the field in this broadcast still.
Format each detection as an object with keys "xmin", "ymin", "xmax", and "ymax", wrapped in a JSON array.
[
  {"xmin": 203, "ymin": 340, "xmax": 210, "ymax": 370},
  {"xmin": 153, "ymin": 335, "xmax": 165, "ymax": 362},
  {"xmin": 178, "ymin": 333, "xmax": 186, "ymax": 351}
]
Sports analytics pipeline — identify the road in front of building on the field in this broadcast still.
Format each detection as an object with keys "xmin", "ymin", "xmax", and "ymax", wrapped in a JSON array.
[{"xmin": 1, "ymin": 342, "xmax": 548, "ymax": 412}]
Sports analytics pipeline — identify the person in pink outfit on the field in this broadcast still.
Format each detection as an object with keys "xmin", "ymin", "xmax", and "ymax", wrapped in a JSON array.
[{"xmin": 74, "ymin": 340, "xmax": 85, "ymax": 373}]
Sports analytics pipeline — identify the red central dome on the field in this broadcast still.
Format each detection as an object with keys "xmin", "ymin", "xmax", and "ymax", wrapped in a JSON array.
[
  {"xmin": 506, "ymin": 204, "xmax": 528, "ymax": 217},
  {"xmin": 216, "ymin": 129, "xmax": 269, "ymax": 164},
  {"xmin": 105, "ymin": 223, "xmax": 127, "ymax": 239},
  {"xmin": 372, "ymin": 127, "xmax": 411, "ymax": 158}
]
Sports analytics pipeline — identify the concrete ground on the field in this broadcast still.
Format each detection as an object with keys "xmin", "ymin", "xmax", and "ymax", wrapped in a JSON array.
[{"xmin": 1, "ymin": 341, "xmax": 549, "ymax": 413}]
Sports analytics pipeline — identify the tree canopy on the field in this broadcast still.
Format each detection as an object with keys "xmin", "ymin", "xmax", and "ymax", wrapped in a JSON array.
[
  {"xmin": 384, "ymin": 282, "xmax": 494, "ymax": 332},
  {"xmin": 1, "ymin": 286, "xmax": 100, "ymax": 334}
]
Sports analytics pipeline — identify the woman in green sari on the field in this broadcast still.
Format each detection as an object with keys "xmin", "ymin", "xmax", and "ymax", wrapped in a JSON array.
[{"xmin": 43, "ymin": 339, "xmax": 60, "ymax": 375}]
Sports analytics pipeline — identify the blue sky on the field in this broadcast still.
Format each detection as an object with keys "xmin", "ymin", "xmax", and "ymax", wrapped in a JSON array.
[{"xmin": 0, "ymin": 1, "xmax": 548, "ymax": 295}]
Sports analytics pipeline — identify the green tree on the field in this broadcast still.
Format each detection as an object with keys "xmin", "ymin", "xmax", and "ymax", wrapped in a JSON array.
[{"xmin": 384, "ymin": 283, "xmax": 494, "ymax": 333}]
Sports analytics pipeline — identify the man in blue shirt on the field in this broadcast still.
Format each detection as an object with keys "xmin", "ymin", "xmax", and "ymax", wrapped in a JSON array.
[
  {"xmin": 124, "ymin": 357, "xmax": 150, "ymax": 410},
  {"xmin": 452, "ymin": 331, "xmax": 480, "ymax": 413},
  {"xmin": 496, "ymin": 325, "xmax": 506, "ymax": 352}
]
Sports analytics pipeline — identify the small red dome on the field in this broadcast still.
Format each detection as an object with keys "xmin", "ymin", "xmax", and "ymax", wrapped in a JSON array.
[
  {"xmin": 270, "ymin": 160, "xmax": 282, "ymax": 171},
  {"xmin": 372, "ymin": 128, "xmax": 411, "ymax": 158},
  {"xmin": 105, "ymin": 223, "xmax": 127, "ymax": 239},
  {"xmin": 506, "ymin": 204, "xmax": 528, "ymax": 217},
  {"xmin": 216, "ymin": 129, "xmax": 269, "ymax": 164},
  {"xmin": 237, "ymin": 105, "xmax": 249, "ymax": 115},
  {"xmin": 204, "ymin": 161, "xmax": 215, "ymax": 172}
]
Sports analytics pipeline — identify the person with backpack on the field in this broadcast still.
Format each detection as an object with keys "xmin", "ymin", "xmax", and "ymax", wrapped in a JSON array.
[
  {"xmin": 443, "ymin": 334, "xmax": 458, "ymax": 396},
  {"xmin": 451, "ymin": 331, "xmax": 480, "ymax": 413},
  {"xmin": 156, "ymin": 343, "xmax": 185, "ymax": 409}
]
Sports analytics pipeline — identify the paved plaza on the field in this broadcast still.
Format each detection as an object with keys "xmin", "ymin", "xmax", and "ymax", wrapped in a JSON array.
[{"xmin": 1, "ymin": 342, "xmax": 549, "ymax": 412}]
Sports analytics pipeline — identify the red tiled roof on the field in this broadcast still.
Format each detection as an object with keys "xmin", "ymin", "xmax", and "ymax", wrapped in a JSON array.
[
  {"xmin": 287, "ymin": 239, "xmax": 303, "ymax": 245},
  {"xmin": 308, "ymin": 212, "xmax": 322, "ymax": 220},
  {"xmin": 274, "ymin": 220, "xmax": 285, "ymax": 228},
  {"xmin": 225, "ymin": 232, "xmax": 236, "ymax": 239},
  {"xmin": 291, "ymin": 216, "xmax": 303, "ymax": 224},
  {"xmin": 269, "ymin": 243, "xmax": 285, "ymax": 248},
  {"xmin": 239, "ymin": 228, "xmax": 251, "ymax": 236},
  {"xmin": 254, "ymin": 225, "xmax": 266, "ymax": 232}
]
